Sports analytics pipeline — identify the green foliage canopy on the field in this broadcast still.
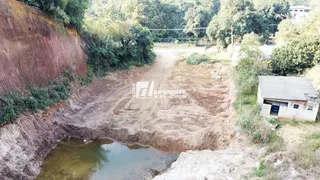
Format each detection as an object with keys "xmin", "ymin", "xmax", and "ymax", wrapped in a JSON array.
[
  {"xmin": 206, "ymin": 0, "xmax": 289, "ymax": 48},
  {"xmin": 19, "ymin": 0, "xmax": 89, "ymax": 30},
  {"xmin": 271, "ymin": 37, "xmax": 320, "ymax": 75}
]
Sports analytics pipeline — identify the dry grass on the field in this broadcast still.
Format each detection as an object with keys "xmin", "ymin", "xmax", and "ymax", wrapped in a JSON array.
[{"xmin": 292, "ymin": 132, "xmax": 320, "ymax": 169}]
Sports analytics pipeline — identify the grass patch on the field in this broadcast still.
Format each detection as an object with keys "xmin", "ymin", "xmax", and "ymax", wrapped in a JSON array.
[
  {"xmin": 293, "ymin": 133, "xmax": 320, "ymax": 169},
  {"xmin": 211, "ymin": 58, "xmax": 231, "ymax": 64},
  {"xmin": 253, "ymin": 161, "xmax": 266, "ymax": 177},
  {"xmin": 252, "ymin": 160, "xmax": 282, "ymax": 179},
  {"xmin": 308, "ymin": 133, "xmax": 320, "ymax": 140},
  {"xmin": 293, "ymin": 142, "xmax": 319, "ymax": 168},
  {"xmin": 267, "ymin": 131, "xmax": 285, "ymax": 152},
  {"xmin": 186, "ymin": 53, "xmax": 210, "ymax": 65}
]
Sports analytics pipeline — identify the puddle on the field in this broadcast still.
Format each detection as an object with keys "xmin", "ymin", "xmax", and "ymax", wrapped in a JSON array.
[{"xmin": 37, "ymin": 138, "xmax": 177, "ymax": 180}]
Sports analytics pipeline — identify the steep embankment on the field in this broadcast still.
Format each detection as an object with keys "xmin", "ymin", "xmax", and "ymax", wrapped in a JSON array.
[
  {"xmin": 0, "ymin": 0, "xmax": 86, "ymax": 179},
  {"xmin": 0, "ymin": 113, "xmax": 65, "ymax": 179},
  {"xmin": 0, "ymin": 0, "xmax": 86, "ymax": 93}
]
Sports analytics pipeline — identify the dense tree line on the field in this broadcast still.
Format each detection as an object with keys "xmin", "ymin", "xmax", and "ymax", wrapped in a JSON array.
[
  {"xmin": 19, "ymin": 0, "xmax": 89, "ymax": 30},
  {"xmin": 207, "ymin": 0, "xmax": 289, "ymax": 48},
  {"xmin": 271, "ymin": 13, "xmax": 320, "ymax": 75}
]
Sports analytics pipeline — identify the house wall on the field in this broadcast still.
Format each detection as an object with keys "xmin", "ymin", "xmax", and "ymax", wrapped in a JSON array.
[
  {"xmin": 278, "ymin": 101, "xmax": 319, "ymax": 121},
  {"xmin": 261, "ymin": 104, "xmax": 271, "ymax": 116},
  {"xmin": 257, "ymin": 84, "xmax": 263, "ymax": 104},
  {"xmin": 260, "ymin": 98, "xmax": 319, "ymax": 121}
]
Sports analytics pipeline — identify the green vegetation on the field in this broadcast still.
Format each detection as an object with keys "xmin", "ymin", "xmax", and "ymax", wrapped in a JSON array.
[
  {"xmin": 77, "ymin": 67, "xmax": 94, "ymax": 86},
  {"xmin": 293, "ymin": 133, "xmax": 320, "ymax": 168},
  {"xmin": 19, "ymin": 0, "xmax": 89, "ymax": 30},
  {"xmin": 206, "ymin": 0, "xmax": 289, "ymax": 48},
  {"xmin": 82, "ymin": 1, "xmax": 157, "ymax": 76},
  {"xmin": 82, "ymin": 0, "xmax": 220, "ymax": 43},
  {"xmin": 84, "ymin": 24, "xmax": 155, "ymax": 76},
  {"xmin": 0, "ymin": 72, "xmax": 74, "ymax": 125},
  {"xmin": 234, "ymin": 33, "xmax": 284, "ymax": 149},
  {"xmin": 271, "ymin": 37, "xmax": 320, "ymax": 75},
  {"xmin": 4, "ymin": 0, "xmax": 156, "ymax": 125},
  {"xmin": 272, "ymin": 14, "xmax": 320, "ymax": 75},
  {"xmin": 186, "ymin": 53, "xmax": 210, "ymax": 65},
  {"xmin": 269, "ymin": 118, "xmax": 281, "ymax": 129},
  {"xmin": 253, "ymin": 161, "xmax": 266, "ymax": 177},
  {"xmin": 252, "ymin": 160, "xmax": 282, "ymax": 180}
]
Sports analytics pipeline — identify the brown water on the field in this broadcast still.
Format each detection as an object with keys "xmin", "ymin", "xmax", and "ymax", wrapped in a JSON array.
[{"xmin": 37, "ymin": 138, "xmax": 177, "ymax": 180}]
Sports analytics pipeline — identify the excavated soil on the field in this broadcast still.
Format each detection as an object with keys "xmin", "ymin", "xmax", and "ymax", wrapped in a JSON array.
[
  {"xmin": 53, "ymin": 51, "xmax": 236, "ymax": 153},
  {"xmin": 0, "ymin": 50, "xmax": 236, "ymax": 179}
]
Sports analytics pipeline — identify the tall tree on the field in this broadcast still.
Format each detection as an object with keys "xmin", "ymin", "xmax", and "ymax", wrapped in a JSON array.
[{"xmin": 207, "ymin": 0, "xmax": 289, "ymax": 48}]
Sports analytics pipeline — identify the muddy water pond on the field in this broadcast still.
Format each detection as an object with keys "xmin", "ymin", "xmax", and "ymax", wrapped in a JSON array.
[{"xmin": 37, "ymin": 138, "xmax": 177, "ymax": 180}]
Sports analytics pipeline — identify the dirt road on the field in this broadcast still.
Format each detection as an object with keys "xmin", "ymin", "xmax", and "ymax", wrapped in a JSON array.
[{"xmin": 54, "ymin": 49, "xmax": 236, "ymax": 152}]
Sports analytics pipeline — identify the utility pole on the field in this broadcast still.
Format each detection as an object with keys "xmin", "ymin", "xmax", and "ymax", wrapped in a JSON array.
[
  {"xmin": 231, "ymin": 24, "xmax": 234, "ymax": 58},
  {"xmin": 231, "ymin": 25, "xmax": 234, "ymax": 46}
]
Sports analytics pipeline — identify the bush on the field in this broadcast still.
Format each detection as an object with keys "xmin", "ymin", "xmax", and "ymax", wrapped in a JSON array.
[
  {"xmin": 85, "ymin": 24, "xmax": 156, "ymax": 76},
  {"xmin": 271, "ymin": 37, "xmax": 320, "ymax": 75},
  {"xmin": 253, "ymin": 162, "xmax": 266, "ymax": 177},
  {"xmin": 19, "ymin": 0, "xmax": 89, "ymax": 30},
  {"xmin": 269, "ymin": 118, "xmax": 281, "ymax": 129},
  {"xmin": 186, "ymin": 53, "xmax": 210, "ymax": 65},
  {"xmin": 0, "ymin": 72, "xmax": 73, "ymax": 125}
]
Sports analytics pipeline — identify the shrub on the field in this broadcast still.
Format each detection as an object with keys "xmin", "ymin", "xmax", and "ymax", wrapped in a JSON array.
[
  {"xmin": 0, "ymin": 71, "xmax": 73, "ymax": 125},
  {"xmin": 85, "ymin": 24, "xmax": 156, "ymax": 76},
  {"xmin": 19, "ymin": 0, "xmax": 89, "ymax": 30},
  {"xmin": 271, "ymin": 37, "xmax": 320, "ymax": 75},
  {"xmin": 78, "ymin": 66, "xmax": 94, "ymax": 86},
  {"xmin": 253, "ymin": 162, "xmax": 266, "ymax": 177},
  {"xmin": 186, "ymin": 53, "xmax": 210, "ymax": 65},
  {"xmin": 269, "ymin": 118, "xmax": 281, "ymax": 129}
]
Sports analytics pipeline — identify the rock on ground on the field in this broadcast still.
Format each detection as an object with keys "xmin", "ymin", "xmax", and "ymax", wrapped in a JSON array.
[{"xmin": 153, "ymin": 136, "xmax": 259, "ymax": 180}]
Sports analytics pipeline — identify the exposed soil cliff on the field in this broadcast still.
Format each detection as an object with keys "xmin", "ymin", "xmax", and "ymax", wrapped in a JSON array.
[
  {"xmin": 0, "ymin": 49, "xmax": 236, "ymax": 179},
  {"xmin": 0, "ymin": 0, "xmax": 87, "ymax": 93},
  {"xmin": 0, "ymin": 113, "xmax": 65, "ymax": 179}
]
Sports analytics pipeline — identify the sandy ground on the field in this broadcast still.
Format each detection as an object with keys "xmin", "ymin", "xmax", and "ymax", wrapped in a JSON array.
[
  {"xmin": 53, "ymin": 48, "xmax": 236, "ymax": 152},
  {"xmin": 280, "ymin": 122, "xmax": 320, "ymax": 150}
]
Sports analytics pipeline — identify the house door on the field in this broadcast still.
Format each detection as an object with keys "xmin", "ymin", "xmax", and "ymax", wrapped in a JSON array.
[{"xmin": 270, "ymin": 104, "xmax": 280, "ymax": 116}]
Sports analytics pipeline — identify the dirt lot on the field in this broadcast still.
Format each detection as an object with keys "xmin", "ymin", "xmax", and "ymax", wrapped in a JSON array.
[{"xmin": 53, "ymin": 49, "xmax": 236, "ymax": 152}]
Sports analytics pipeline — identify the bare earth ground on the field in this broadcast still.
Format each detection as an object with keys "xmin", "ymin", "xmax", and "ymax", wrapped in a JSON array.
[
  {"xmin": 53, "ymin": 49, "xmax": 236, "ymax": 152},
  {"xmin": 280, "ymin": 123, "xmax": 320, "ymax": 149},
  {"xmin": 0, "ymin": 47, "xmax": 238, "ymax": 179},
  {"xmin": 2, "ymin": 48, "xmax": 320, "ymax": 179}
]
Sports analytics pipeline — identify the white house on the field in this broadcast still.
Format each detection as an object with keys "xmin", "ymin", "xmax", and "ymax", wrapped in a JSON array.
[
  {"xmin": 289, "ymin": 5, "xmax": 312, "ymax": 24},
  {"xmin": 258, "ymin": 76, "xmax": 320, "ymax": 122}
]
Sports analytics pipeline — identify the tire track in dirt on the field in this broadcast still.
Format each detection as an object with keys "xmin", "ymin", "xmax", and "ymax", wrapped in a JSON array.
[{"xmin": 53, "ymin": 50, "xmax": 236, "ymax": 152}]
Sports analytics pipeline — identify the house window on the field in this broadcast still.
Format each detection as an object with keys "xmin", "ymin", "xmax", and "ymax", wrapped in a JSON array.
[
  {"xmin": 308, "ymin": 106, "xmax": 313, "ymax": 111},
  {"xmin": 293, "ymin": 104, "xmax": 299, "ymax": 109}
]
